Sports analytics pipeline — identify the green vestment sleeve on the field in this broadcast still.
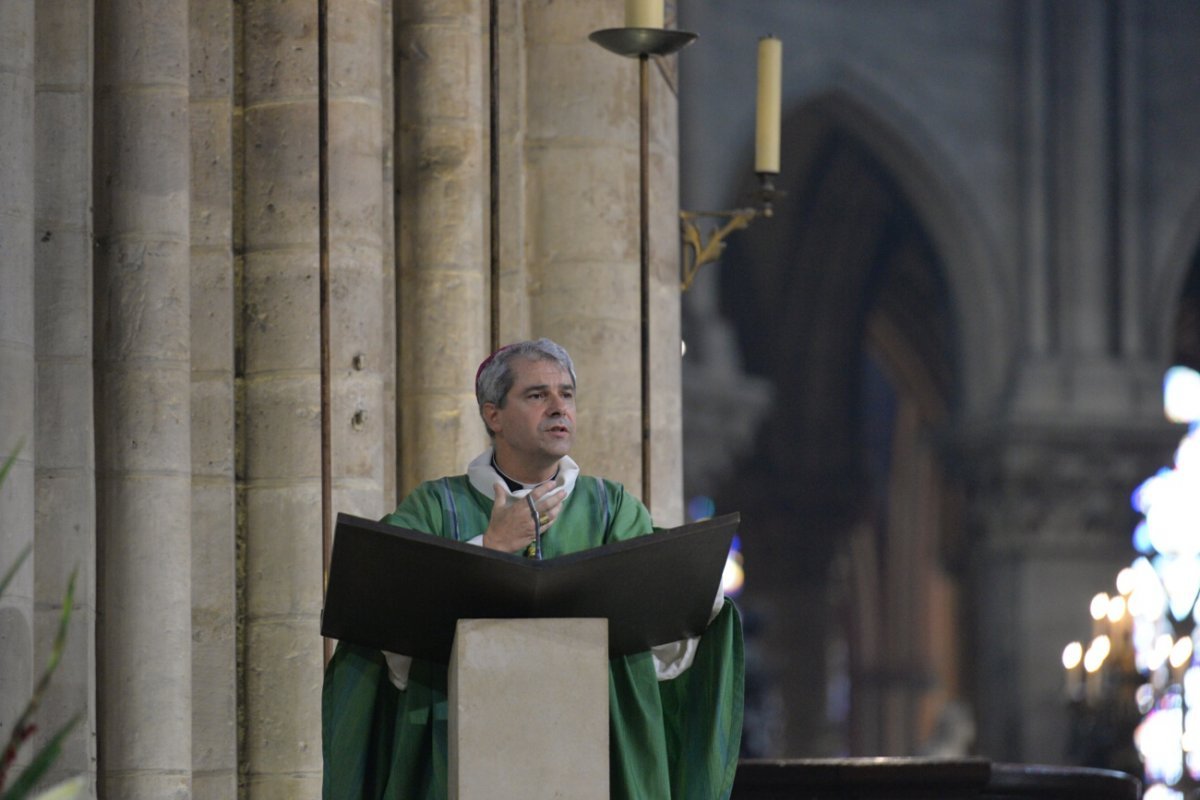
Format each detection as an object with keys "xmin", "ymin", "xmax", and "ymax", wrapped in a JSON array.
[{"xmin": 322, "ymin": 476, "xmax": 744, "ymax": 799}]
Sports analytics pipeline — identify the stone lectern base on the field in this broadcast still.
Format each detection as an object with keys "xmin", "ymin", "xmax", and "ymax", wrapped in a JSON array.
[{"xmin": 448, "ymin": 618, "xmax": 609, "ymax": 800}]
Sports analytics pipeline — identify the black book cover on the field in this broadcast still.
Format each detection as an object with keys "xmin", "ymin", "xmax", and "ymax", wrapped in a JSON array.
[{"xmin": 321, "ymin": 511, "xmax": 739, "ymax": 662}]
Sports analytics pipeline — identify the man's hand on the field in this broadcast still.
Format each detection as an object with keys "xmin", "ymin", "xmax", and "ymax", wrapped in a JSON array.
[{"xmin": 482, "ymin": 481, "xmax": 566, "ymax": 553}]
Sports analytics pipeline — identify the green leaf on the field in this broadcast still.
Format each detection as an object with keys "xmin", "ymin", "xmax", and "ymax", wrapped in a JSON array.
[
  {"xmin": 0, "ymin": 715, "xmax": 81, "ymax": 800},
  {"xmin": 0, "ymin": 445, "xmax": 19, "ymax": 488},
  {"xmin": 0, "ymin": 445, "xmax": 30, "ymax": 599},
  {"xmin": 1, "ymin": 570, "xmax": 77, "ymax": 797},
  {"xmin": 0, "ymin": 545, "xmax": 31, "ymax": 600}
]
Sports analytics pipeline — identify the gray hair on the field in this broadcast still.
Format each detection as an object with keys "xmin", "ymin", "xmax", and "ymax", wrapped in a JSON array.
[{"xmin": 475, "ymin": 338, "xmax": 577, "ymax": 436}]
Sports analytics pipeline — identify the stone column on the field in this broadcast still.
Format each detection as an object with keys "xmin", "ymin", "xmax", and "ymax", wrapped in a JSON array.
[
  {"xmin": 493, "ymin": 0, "xmax": 530, "ymax": 345},
  {"xmin": 33, "ymin": 0, "xmax": 97, "ymax": 791},
  {"xmin": 0, "ymin": 0, "xmax": 36, "ymax": 757},
  {"xmin": 522, "ymin": 0, "xmax": 684, "ymax": 520},
  {"xmin": 93, "ymin": 0, "xmax": 193, "ymax": 796},
  {"xmin": 240, "ymin": 1, "xmax": 324, "ymax": 796},
  {"xmin": 328, "ymin": 0, "xmax": 391, "ymax": 521},
  {"xmin": 396, "ymin": 0, "xmax": 490, "ymax": 491},
  {"xmin": 189, "ymin": 2, "xmax": 237, "ymax": 798},
  {"xmin": 523, "ymin": 1, "xmax": 639, "ymax": 490}
]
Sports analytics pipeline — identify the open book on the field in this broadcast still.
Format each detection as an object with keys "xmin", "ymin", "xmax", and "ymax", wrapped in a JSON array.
[{"xmin": 321, "ymin": 512, "xmax": 739, "ymax": 662}]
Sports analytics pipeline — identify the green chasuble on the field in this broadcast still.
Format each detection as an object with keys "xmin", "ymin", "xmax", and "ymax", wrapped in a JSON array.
[{"xmin": 322, "ymin": 473, "xmax": 744, "ymax": 799}]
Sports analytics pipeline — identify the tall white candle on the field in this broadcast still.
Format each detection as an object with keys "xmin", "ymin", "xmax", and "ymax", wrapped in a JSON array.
[
  {"xmin": 625, "ymin": 0, "xmax": 663, "ymax": 29},
  {"xmin": 755, "ymin": 36, "xmax": 783, "ymax": 174}
]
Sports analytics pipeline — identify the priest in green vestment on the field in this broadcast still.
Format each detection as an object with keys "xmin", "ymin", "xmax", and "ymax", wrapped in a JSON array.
[{"xmin": 322, "ymin": 338, "xmax": 744, "ymax": 799}]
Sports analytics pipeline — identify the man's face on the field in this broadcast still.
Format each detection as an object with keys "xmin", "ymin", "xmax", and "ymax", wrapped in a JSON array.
[{"xmin": 484, "ymin": 357, "xmax": 576, "ymax": 481}]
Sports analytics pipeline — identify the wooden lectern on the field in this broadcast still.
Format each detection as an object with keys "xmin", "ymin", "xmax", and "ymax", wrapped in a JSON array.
[{"xmin": 321, "ymin": 512, "xmax": 738, "ymax": 799}]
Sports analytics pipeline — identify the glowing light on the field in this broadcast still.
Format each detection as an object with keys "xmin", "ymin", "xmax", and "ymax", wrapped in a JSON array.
[
  {"xmin": 681, "ymin": 339, "xmax": 687, "ymax": 357},
  {"xmin": 1144, "ymin": 784, "xmax": 1184, "ymax": 800},
  {"xmin": 687, "ymin": 495, "xmax": 716, "ymax": 522},
  {"xmin": 1135, "ymin": 521, "xmax": 1155, "ymax": 554},
  {"xmin": 1085, "ymin": 635, "xmax": 1112, "ymax": 673},
  {"xmin": 1158, "ymin": 555, "xmax": 1200, "ymax": 622},
  {"xmin": 1172, "ymin": 638, "xmax": 1195, "ymax": 670},
  {"xmin": 1164, "ymin": 366, "xmax": 1200, "ymax": 424},
  {"xmin": 1064, "ymin": 369, "xmax": 1200, "ymax": 798},
  {"xmin": 1148, "ymin": 635, "xmax": 1175, "ymax": 672},
  {"xmin": 1062, "ymin": 641, "xmax": 1083, "ymax": 670},
  {"xmin": 1185, "ymin": 667, "xmax": 1200, "ymax": 704},
  {"xmin": 1117, "ymin": 567, "xmax": 1136, "ymax": 596},
  {"xmin": 1177, "ymin": 430, "xmax": 1200, "ymax": 474},
  {"xmin": 1109, "ymin": 595, "xmax": 1128, "ymax": 623},
  {"xmin": 722, "ymin": 553, "xmax": 744, "ymax": 596},
  {"xmin": 722, "ymin": 534, "xmax": 744, "ymax": 597},
  {"xmin": 1139, "ymin": 683, "xmax": 1158, "ymax": 714},
  {"xmin": 1130, "ymin": 557, "xmax": 1167, "ymax": 622},
  {"xmin": 1137, "ymin": 707, "xmax": 1185, "ymax": 785}
]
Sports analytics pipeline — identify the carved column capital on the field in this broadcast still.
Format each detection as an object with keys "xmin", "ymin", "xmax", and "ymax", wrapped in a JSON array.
[{"xmin": 953, "ymin": 421, "xmax": 1181, "ymax": 556}]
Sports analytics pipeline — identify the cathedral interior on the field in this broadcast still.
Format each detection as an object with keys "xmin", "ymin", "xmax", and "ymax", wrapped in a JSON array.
[{"xmin": 2, "ymin": 1, "xmax": 1200, "ymax": 797}]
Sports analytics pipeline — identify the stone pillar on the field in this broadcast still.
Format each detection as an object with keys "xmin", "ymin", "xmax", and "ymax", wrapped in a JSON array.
[
  {"xmin": 93, "ymin": 0, "xmax": 193, "ymax": 796},
  {"xmin": 493, "ymin": 0, "xmax": 530, "ymax": 345},
  {"xmin": 523, "ymin": 1, "xmax": 639, "ymax": 490},
  {"xmin": 396, "ymin": 0, "xmax": 489, "ymax": 491},
  {"xmin": 189, "ymin": 2, "xmax": 237, "ymax": 798},
  {"xmin": 33, "ymin": 0, "xmax": 97, "ymax": 791},
  {"xmin": 240, "ymin": 1, "xmax": 324, "ymax": 795},
  {"xmin": 0, "ymin": 0, "xmax": 36, "ymax": 758},
  {"xmin": 522, "ymin": 0, "xmax": 684, "ymax": 520},
  {"xmin": 328, "ymin": 0, "xmax": 391, "ymax": 521}
]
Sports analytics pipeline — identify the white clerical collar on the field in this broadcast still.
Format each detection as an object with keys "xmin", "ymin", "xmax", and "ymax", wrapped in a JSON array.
[{"xmin": 466, "ymin": 448, "xmax": 580, "ymax": 500}]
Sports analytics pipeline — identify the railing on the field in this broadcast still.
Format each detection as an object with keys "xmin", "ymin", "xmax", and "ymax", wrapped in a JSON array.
[{"xmin": 731, "ymin": 758, "xmax": 1141, "ymax": 800}]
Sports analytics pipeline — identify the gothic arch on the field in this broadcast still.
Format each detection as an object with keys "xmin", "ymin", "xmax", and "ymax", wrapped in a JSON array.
[
  {"xmin": 713, "ymin": 80, "xmax": 972, "ymax": 757},
  {"xmin": 1153, "ymin": 184, "xmax": 1200, "ymax": 363},
  {"xmin": 778, "ymin": 75, "xmax": 1012, "ymax": 417}
]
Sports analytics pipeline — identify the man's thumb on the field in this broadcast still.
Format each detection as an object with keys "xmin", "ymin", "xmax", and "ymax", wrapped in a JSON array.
[{"xmin": 493, "ymin": 481, "xmax": 510, "ymax": 505}]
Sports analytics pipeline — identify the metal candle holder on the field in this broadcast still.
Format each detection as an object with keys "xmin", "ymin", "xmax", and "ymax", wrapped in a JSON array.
[{"xmin": 679, "ymin": 173, "xmax": 784, "ymax": 291}]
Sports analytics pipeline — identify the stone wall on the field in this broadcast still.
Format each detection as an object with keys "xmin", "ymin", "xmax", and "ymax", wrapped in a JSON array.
[{"xmin": 0, "ymin": 0, "xmax": 684, "ymax": 796}]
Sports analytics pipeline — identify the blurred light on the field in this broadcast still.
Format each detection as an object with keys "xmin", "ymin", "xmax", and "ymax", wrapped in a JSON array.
[
  {"xmin": 1133, "ymin": 471, "xmax": 1170, "ymax": 516},
  {"xmin": 1085, "ymin": 635, "xmax": 1111, "ymax": 673},
  {"xmin": 1131, "ymin": 557, "xmax": 1167, "ymax": 622},
  {"xmin": 722, "ymin": 534, "xmax": 744, "ymax": 597},
  {"xmin": 687, "ymin": 495, "xmax": 716, "ymax": 522},
  {"xmin": 1182, "ymin": 717, "xmax": 1200, "ymax": 753},
  {"xmin": 722, "ymin": 553, "xmax": 744, "ymax": 597},
  {"xmin": 1176, "ymin": 428, "xmax": 1200, "ymax": 473},
  {"xmin": 1172, "ymin": 637, "xmax": 1194, "ymax": 670},
  {"xmin": 1109, "ymin": 595, "xmax": 1128, "ymax": 623},
  {"xmin": 1143, "ymin": 785, "xmax": 1183, "ymax": 800},
  {"xmin": 1164, "ymin": 366, "xmax": 1200, "ymax": 424},
  {"xmin": 681, "ymin": 339, "xmax": 687, "ymax": 357},
  {"xmin": 1136, "ymin": 707, "xmax": 1185, "ymax": 785},
  {"xmin": 1149, "ymin": 635, "xmax": 1175, "ymax": 672},
  {"xmin": 1159, "ymin": 556, "xmax": 1200, "ymax": 621},
  {"xmin": 1091, "ymin": 592, "xmax": 1111, "ymax": 620},
  {"xmin": 1062, "ymin": 641, "xmax": 1083, "ymax": 670},
  {"xmin": 1146, "ymin": 475, "xmax": 1200, "ymax": 558},
  {"xmin": 1117, "ymin": 567, "xmax": 1136, "ymax": 596},
  {"xmin": 1186, "ymin": 667, "xmax": 1200, "ymax": 700},
  {"xmin": 1134, "ymin": 520, "xmax": 1155, "ymax": 554},
  {"xmin": 1139, "ymin": 683, "xmax": 1159, "ymax": 714}
]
